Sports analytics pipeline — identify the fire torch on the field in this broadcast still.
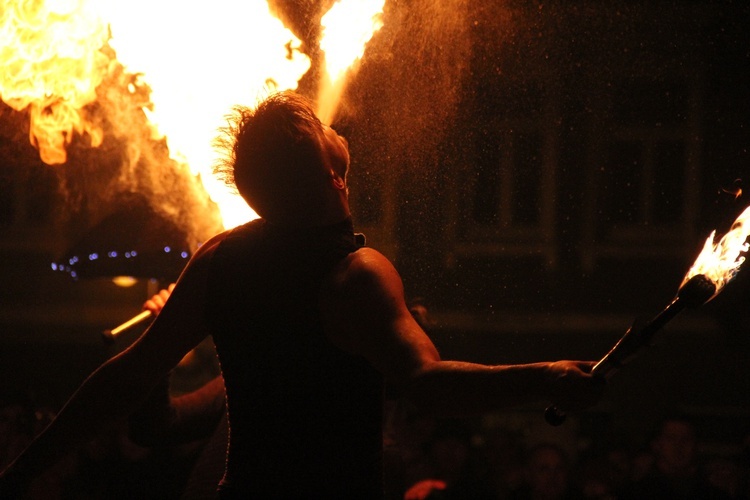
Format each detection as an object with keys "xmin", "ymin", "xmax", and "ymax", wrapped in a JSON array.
[{"xmin": 545, "ymin": 205, "xmax": 750, "ymax": 426}]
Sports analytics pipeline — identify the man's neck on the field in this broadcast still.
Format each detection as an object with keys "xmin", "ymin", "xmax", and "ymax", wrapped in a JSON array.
[{"xmin": 272, "ymin": 208, "xmax": 351, "ymax": 229}]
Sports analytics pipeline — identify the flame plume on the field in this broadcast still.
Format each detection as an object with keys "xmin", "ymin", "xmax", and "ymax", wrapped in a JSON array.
[
  {"xmin": 96, "ymin": 0, "xmax": 311, "ymax": 228},
  {"xmin": 317, "ymin": 0, "xmax": 385, "ymax": 124},
  {"xmin": 682, "ymin": 204, "xmax": 750, "ymax": 299}
]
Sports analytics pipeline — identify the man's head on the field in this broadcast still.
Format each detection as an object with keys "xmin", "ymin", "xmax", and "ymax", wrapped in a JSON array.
[{"xmin": 215, "ymin": 91, "xmax": 350, "ymax": 225}]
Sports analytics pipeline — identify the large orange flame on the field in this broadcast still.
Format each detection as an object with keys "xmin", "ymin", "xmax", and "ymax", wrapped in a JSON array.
[
  {"xmin": 0, "ymin": 0, "xmax": 111, "ymax": 164},
  {"xmin": 682, "ymin": 204, "xmax": 750, "ymax": 298},
  {"xmin": 95, "ymin": 0, "xmax": 311, "ymax": 228},
  {"xmin": 1, "ymin": 0, "xmax": 385, "ymax": 231},
  {"xmin": 1, "ymin": 0, "xmax": 311, "ymax": 230}
]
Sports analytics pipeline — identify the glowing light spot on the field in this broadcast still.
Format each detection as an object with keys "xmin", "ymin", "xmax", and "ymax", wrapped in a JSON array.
[{"xmin": 112, "ymin": 276, "xmax": 138, "ymax": 287}]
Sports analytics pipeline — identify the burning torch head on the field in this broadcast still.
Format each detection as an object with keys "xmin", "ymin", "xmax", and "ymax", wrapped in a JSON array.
[{"xmin": 676, "ymin": 274, "xmax": 717, "ymax": 309}]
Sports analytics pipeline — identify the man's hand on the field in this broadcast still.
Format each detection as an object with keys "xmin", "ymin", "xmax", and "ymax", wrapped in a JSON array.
[
  {"xmin": 545, "ymin": 360, "xmax": 605, "ymax": 412},
  {"xmin": 143, "ymin": 283, "xmax": 175, "ymax": 317}
]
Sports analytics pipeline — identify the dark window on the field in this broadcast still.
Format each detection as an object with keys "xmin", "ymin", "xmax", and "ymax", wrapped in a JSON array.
[
  {"xmin": 471, "ymin": 148, "xmax": 500, "ymax": 226},
  {"xmin": 613, "ymin": 81, "xmax": 688, "ymax": 127},
  {"xmin": 652, "ymin": 141, "xmax": 685, "ymax": 225},
  {"xmin": 512, "ymin": 132, "xmax": 542, "ymax": 225},
  {"xmin": 601, "ymin": 141, "xmax": 643, "ymax": 228}
]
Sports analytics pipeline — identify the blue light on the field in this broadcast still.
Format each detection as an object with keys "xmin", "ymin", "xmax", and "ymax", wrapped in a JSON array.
[
  {"xmin": 164, "ymin": 246, "xmax": 171, "ymax": 253},
  {"xmin": 69, "ymin": 256, "xmax": 78, "ymax": 265},
  {"xmin": 125, "ymin": 252, "xmax": 131, "ymax": 258},
  {"xmin": 70, "ymin": 271, "xmax": 77, "ymax": 278},
  {"xmin": 89, "ymin": 253, "xmax": 99, "ymax": 260},
  {"xmin": 51, "ymin": 263, "xmax": 58, "ymax": 271},
  {"xmin": 108, "ymin": 251, "xmax": 118, "ymax": 258},
  {"xmin": 131, "ymin": 250, "xmax": 138, "ymax": 257},
  {"xmin": 181, "ymin": 251, "xmax": 189, "ymax": 258}
]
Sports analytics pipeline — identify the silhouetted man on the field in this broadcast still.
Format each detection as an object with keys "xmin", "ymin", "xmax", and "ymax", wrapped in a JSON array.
[{"xmin": 1, "ymin": 91, "xmax": 603, "ymax": 499}]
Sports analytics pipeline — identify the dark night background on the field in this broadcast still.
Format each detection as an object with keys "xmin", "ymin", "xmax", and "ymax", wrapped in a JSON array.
[{"xmin": 1, "ymin": 0, "xmax": 749, "ymax": 464}]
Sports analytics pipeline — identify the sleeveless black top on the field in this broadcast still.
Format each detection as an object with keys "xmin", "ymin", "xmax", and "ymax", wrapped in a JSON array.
[{"xmin": 206, "ymin": 217, "xmax": 384, "ymax": 499}]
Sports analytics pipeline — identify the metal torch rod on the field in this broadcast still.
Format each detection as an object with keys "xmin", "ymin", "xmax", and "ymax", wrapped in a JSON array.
[
  {"xmin": 543, "ymin": 273, "xmax": 716, "ymax": 426},
  {"xmin": 543, "ymin": 297, "xmax": 685, "ymax": 426},
  {"xmin": 591, "ymin": 296, "xmax": 685, "ymax": 378},
  {"xmin": 101, "ymin": 310, "xmax": 153, "ymax": 344}
]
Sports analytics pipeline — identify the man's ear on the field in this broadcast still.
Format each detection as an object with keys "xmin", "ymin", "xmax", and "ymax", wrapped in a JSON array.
[{"xmin": 331, "ymin": 171, "xmax": 347, "ymax": 191}]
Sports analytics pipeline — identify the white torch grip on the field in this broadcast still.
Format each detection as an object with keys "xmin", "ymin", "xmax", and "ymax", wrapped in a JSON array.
[{"xmin": 102, "ymin": 310, "xmax": 153, "ymax": 343}]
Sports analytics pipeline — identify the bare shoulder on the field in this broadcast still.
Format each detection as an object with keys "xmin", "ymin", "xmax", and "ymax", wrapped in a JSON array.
[
  {"xmin": 174, "ymin": 229, "xmax": 233, "ymax": 283},
  {"xmin": 320, "ymin": 247, "xmax": 440, "ymax": 381},
  {"xmin": 325, "ymin": 247, "xmax": 403, "ymax": 295},
  {"xmin": 191, "ymin": 230, "xmax": 231, "ymax": 262},
  {"xmin": 321, "ymin": 247, "xmax": 408, "ymax": 345},
  {"xmin": 165, "ymin": 229, "xmax": 231, "ymax": 311},
  {"xmin": 128, "ymin": 229, "xmax": 232, "ymax": 368}
]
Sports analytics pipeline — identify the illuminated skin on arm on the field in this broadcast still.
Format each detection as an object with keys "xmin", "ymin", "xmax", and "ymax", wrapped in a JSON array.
[{"xmin": 320, "ymin": 247, "xmax": 603, "ymax": 417}]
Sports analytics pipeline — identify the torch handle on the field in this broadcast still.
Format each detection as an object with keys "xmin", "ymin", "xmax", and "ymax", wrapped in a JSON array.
[
  {"xmin": 544, "ymin": 297, "xmax": 686, "ymax": 426},
  {"xmin": 102, "ymin": 310, "xmax": 154, "ymax": 344}
]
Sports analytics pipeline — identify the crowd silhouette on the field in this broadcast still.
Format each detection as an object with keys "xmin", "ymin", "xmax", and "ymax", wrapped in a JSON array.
[{"xmin": 2, "ymin": 389, "xmax": 748, "ymax": 499}]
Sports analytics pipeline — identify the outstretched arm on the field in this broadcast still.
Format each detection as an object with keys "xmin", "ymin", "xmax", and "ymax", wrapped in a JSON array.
[
  {"xmin": 320, "ymin": 248, "xmax": 604, "ymax": 417},
  {"xmin": 0, "ymin": 234, "xmax": 224, "ymax": 496}
]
